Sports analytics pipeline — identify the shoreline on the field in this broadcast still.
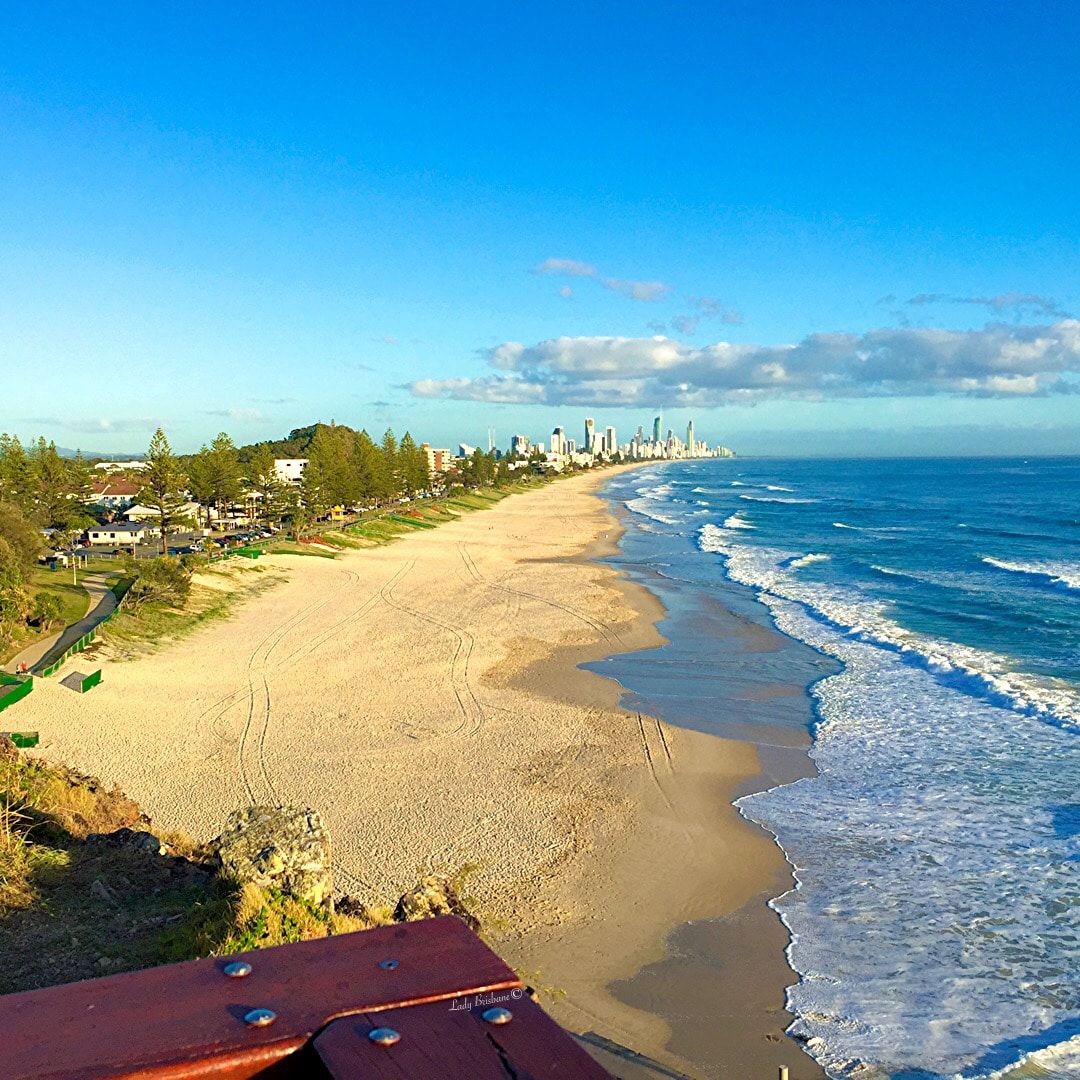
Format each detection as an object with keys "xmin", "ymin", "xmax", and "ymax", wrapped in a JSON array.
[
  {"xmin": 499, "ymin": 468, "xmax": 824, "ymax": 1079},
  {"xmin": 22, "ymin": 466, "xmax": 819, "ymax": 1078}
]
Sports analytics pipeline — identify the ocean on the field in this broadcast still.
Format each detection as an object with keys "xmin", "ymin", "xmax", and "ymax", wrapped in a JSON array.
[{"xmin": 594, "ymin": 457, "xmax": 1080, "ymax": 1080}]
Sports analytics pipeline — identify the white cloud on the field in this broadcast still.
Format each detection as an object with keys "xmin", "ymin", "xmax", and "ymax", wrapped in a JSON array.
[
  {"xmin": 671, "ymin": 314, "xmax": 700, "ymax": 335},
  {"xmin": 208, "ymin": 408, "xmax": 271, "ymax": 423},
  {"xmin": 530, "ymin": 257, "xmax": 673, "ymax": 303},
  {"xmin": 405, "ymin": 321, "xmax": 1080, "ymax": 407},
  {"xmin": 907, "ymin": 292, "xmax": 1072, "ymax": 319},
  {"xmin": 532, "ymin": 258, "xmax": 597, "ymax": 277},
  {"xmin": 599, "ymin": 277, "xmax": 672, "ymax": 302},
  {"xmin": 558, "ymin": 284, "xmax": 573, "ymax": 299}
]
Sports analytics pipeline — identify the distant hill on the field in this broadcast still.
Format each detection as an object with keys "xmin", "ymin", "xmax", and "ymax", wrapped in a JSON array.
[{"xmin": 56, "ymin": 447, "xmax": 145, "ymax": 461}]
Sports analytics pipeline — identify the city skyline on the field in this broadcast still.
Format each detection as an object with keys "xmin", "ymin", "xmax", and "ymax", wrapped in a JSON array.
[{"xmin": 2, "ymin": 5, "xmax": 1078, "ymax": 457}]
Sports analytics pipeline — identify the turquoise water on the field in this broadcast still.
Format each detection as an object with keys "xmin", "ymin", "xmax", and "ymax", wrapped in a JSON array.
[{"xmin": 597, "ymin": 458, "xmax": 1080, "ymax": 1079}]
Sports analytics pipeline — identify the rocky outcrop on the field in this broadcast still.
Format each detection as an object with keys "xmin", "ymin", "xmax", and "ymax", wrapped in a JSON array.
[
  {"xmin": 394, "ymin": 875, "xmax": 480, "ymax": 932},
  {"xmin": 211, "ymin": 807, "xmax": 333, "ymax": 911}
]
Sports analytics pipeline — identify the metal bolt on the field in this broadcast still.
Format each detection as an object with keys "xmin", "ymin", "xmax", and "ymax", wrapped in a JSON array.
[
  {"xmin": 243, "ymin": 1008, "xmax": 276, "ymax": 1028},
  {"xmin": 379, "ymin": 959, "xmax": 399, "ymax": 970},
  {"xmin": 368, "ymin": 1027, "xmax": 401, "ymax": 1046},
  {"xmin": 223, "ymin": 962, "xmax": 252, "ymax": 978},
  {"xmin": 482, "ymin": 1007, "xmax": 513, "ymax": 1025}
]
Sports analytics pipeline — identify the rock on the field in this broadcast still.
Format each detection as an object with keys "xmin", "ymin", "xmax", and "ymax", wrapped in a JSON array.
[
  {"xmin": 0, "ymin": 736, "xmax": 19, "ymax": 763},
  {"xmin": 394, "ymin": 876, "xmax": 480, "ymax": 932},
  {"xmin": 211, "ymin": 806, "xmax": 333, "ymax": 910},
  {"xmin": 336, "ymin": 895, "xmax": 370, "ymax": 920},
  {"xmin": 90, "ymin": 879, "xmax": 117, "ymax": 903},
  {"xmin": 87, "ymin": 828, "xmax": 167, "ymax": 856}
]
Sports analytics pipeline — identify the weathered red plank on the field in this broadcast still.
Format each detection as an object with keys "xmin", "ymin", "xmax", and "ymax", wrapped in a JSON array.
[
  {"xmin": 314, "ymin": 994, "xmax": 616, "ymax": 1079},
  {"xmin": 0, "ymin": 917, "xmax": 519, "ymax": 1079}
]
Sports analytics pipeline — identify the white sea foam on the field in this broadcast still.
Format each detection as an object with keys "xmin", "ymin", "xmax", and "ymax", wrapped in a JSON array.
[
  {"xmin": 625, "ymin": 497, "xmax": 681, "ymax": 527},
  {"xmin": 696, "ymin": 525, "xmax": 1080, "ymax": 1076},
  {"xmin": 721, "ymin": 514, "xmax": 755, "ymax": 530},
  {"xmin": 785, "ymin": 553, "xmax": 831, "ymax": 570},
  {"xmin": 871, "ymin": 564, "xmax": 908, "ymax": 578},
  {"xmin": 703, "ymin": 534, "xmax": 1080, "ymax": 733},
  {"xmin": 833, "ymin": 522, "xmax": 862, "ymax": 529},
  {"xmin": 766, "ymin": 484, "xmax": 796, "ymax": 492},
  {"xmin": 982, "ymin": 556, "xmax": 1080, "ymax": 591},
  {"xmin": 987, "ymin": 1034, "xmax": 1080, "ymax": 1077},
  {"xmin": 740, "ymin": 494, "xmax": 819, "ymax": 504}
]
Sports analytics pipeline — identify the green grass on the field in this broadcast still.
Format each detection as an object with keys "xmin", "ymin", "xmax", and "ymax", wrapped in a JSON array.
[
  {"xmin": 384, "ymin": 513, "xmax": 437, "ymax": 529},
  {"xmin": 0, "ymin": 749, "xmax": 386, "ymax": 994},
  {"xmin": 28, "ymin": 568, "xmax": 93, "ymax": 626},
  {"xmin": 107, "ymin": 575, "xmax": 136, "ymax": 604},
  {"xmin": 100, "ymin": 570, "xmax": 280, "ymax": 658},
  {"xmin": 0, "ymin": 569, "xmax": 98, "ymax": 666},
  {"xmin": 262, "ymin": 541, "xmax": 339, "ymax": 559}
]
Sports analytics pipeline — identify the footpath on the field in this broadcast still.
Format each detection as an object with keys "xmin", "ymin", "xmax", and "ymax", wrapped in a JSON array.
[{"xmin": 3, "ymin": 576, "xmax": 118, "ymax": 676}]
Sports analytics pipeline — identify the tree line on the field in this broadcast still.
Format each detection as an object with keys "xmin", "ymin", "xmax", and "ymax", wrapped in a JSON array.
[
  {"xmin": 0, "ymin": 420, "xmax": 522, "ymax": 647},
  {"xmin": 0, "ymin": 436, "xmax": 97, "ymax": 645}
]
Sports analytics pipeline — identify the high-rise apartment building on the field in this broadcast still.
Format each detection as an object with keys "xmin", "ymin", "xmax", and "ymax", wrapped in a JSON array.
[
  {"xmin": 584, "ymin": 417, "xmax": 596, "ymax": 453},
  {"xmin": 652, "ymin": 414, "xmax": 662, "ymax": 444}
]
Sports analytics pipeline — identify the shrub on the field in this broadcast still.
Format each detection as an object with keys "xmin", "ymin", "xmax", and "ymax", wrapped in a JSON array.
[
  {"xmin": 30, "ymin": 592, "xmax": 63, "ymax": 630},
  {"xmin": 125, "ymin": 557, "xmax": 192, "ymax": 609}
]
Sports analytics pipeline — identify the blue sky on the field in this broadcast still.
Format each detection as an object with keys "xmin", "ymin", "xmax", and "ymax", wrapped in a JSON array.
[{"xmin": 2, "ymin": 2, "xmax": 1079, "ymax": 456}]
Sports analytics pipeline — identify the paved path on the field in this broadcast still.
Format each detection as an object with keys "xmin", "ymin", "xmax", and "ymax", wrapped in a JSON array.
[{"xmin": 3, "ymin": 575, "xmax": 118, "ymax": 675}]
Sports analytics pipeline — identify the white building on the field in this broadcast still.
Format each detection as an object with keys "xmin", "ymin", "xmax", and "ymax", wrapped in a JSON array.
[
  {"xmin": 94, "ymin": 460, "xmax": 149, "ymax": 474},
  {"xmin": 274, "ymin": 459, "xmax": 307, "ymax": 486},
  {"xmin": 86, "ymin": 522, "xmax": 153, "ymax": 546}
]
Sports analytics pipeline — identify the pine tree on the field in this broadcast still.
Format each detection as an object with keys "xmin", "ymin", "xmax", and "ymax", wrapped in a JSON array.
[
  {"xmin": 353, "ymin": 429, "xmax": 385, "ymax": 507},
  {"xmin": 208, "ymin": 432, "xmax": 242, "ymax": 518},
  {"xmin": 397, "ymin": 432, "xmax": 429, "ymax": 497},
  {"xmin": 379, "ymin": 429, "xmax": 399, "ymax": 502},
  {"xmin": 140, "ymin": 429, "xmax": 188, "ymax": 556},
  {"xmin": 0, "ymin": 435, "xmax": 34, "ymax": 513},
  {"xmin": 246, "ymin": 446, "xmax": 286, "ymax": 527},
  {"xmin": 186, "ymin": 446, "xmax": 216, "ymax": 529}
]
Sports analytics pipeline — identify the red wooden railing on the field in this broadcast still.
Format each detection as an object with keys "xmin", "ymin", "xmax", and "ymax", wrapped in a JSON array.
[{"xmin": 0, "ymin": 915, "xmax": 615, "ymax": 1079}]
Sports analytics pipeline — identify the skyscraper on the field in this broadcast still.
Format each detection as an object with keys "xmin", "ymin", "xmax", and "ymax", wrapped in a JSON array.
[
  {"xmin": 585, "ymin": 417, "xmax": 596, "ymax": 453},
  {"xmin": 686, "ymin": 420, "xmax": 695, "ymax": 457},
  {"xmin": 652, "ymin": 414, "xmax": 662, "ymax": 444},
  {"xmin": 605, "ymin": 426, "xmax": 616, "ymax": 456},
  {"xmin": 551, "ymin": 427, "xmax": 565, "ymax": 455}
]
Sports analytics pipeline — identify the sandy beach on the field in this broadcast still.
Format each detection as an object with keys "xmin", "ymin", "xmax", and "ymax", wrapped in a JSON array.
[{"xmin": 23, "ymin": 468, "xmax": 819, "ymax": 1079}]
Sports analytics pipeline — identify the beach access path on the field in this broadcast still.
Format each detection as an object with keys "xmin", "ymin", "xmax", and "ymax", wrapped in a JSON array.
[
  {"xmin": 3, "ymin": 573, "xmax": 117, "ymax": 676},
  {"xmin": 20, "ymin": 469, "xmax": 815, "ymax": 1079}
]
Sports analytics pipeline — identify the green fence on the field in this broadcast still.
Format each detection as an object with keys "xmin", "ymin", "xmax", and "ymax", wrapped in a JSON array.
[
  {"xmin": 0, "ymin": 731, "xmax": 38, "ymax": 748},
  {"xmin": 38, "ymin": 578, "xmax": 135, "ymax": 677},
  {"xmin": 81, "ymin": 669, "xmax": 102, "ymax": 692},
  {"xmin": 40, "ymin": 622, "xmax": 105, "ymax": 677},
  {"xmin": 0, "ymin": 674, "xmax": 34, "ymax": 716}
]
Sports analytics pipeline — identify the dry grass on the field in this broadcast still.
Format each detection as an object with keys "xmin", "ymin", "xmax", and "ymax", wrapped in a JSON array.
[{"xmin": 0, "ymin": 739, "xmax": 426, "ymax": 995}]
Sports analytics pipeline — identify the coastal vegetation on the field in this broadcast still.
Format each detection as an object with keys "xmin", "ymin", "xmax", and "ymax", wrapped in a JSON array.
[
  {"xmin": 0, "ymin": 421, "xmax": 506, "ymax": 660},
  {"xmin": 0, "ymin": 424, "xmax": 602, "ymax": 996},
  {"xmin": 0, "ymin": 738, "xmax": 494, "ymax": 994},
  {"xmin": 0, "ymin": 740, "xmax": 392, "ymax": 992}
]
